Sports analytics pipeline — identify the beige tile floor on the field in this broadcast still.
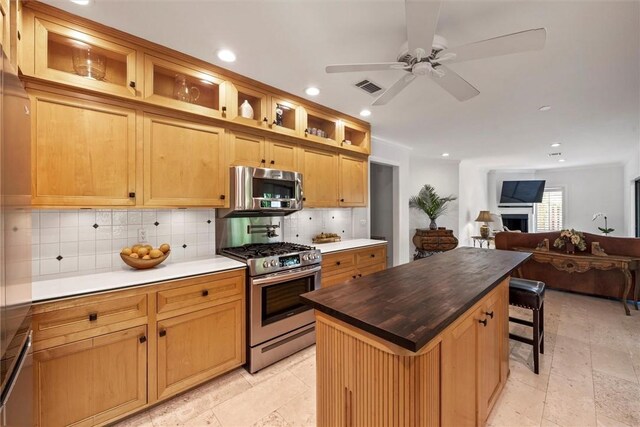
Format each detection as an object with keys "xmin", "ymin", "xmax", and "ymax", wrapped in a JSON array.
[{"xmin": 116, "ymin": 290, "xmax": 640, "ymax": 427}]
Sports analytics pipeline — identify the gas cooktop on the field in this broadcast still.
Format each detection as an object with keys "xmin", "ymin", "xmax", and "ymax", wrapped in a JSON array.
[
  {"xmin": 221, "ymin": 242, "xmax": 321, "ymax": 276},
  {"xmin": 221, "ymin": 242, "xmax": 316, "ymax": 260}
]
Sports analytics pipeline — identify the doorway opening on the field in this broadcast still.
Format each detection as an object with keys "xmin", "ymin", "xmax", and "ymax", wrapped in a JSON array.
[
  {"xmin": 370, "ymin": 162, "xmax": 396, "ymax": 268},
  {"xmin": 635, "ymin": 179, "xmax": 640, "ymax": 237}
]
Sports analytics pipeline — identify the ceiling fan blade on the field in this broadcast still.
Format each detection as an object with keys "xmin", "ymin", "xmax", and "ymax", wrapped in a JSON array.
[
  {"xmin": 372, "ymin": 74, "xmax": 417, "ymax": 106},
  {"xmin": 406, "ymin": 0, "xmax": 442, "ymax": 54},
  {"xmin": 429, "ymin": 65, "xmax": 479, "ymax": 101},
  {"xmin": 325, "ymin": 62, "xmax": 408, "ymax": 73},
  {"xmin": 437, "ymin": 28, "xmax": 546, "ymax": 64}
]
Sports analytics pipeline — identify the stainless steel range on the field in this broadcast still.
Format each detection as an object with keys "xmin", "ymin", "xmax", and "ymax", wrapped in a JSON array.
[{"xmin": 219, "ymin": 234, "xmax": 321, "ymax": 373}]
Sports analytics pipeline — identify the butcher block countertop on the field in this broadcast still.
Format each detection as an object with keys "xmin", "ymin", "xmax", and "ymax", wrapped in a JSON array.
[{"xmin": 301, "ymin": 247, "xmax": 531, "ymax": 352}]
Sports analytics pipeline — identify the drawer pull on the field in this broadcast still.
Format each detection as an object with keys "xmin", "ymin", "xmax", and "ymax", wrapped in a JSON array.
[
  {"xmin": 88, "ymin": 313, "xmax": 98, "ymax": 322},
  {"xmin": 370, "ymin": 254, "xmax": 375, "ymax": 258},
  {"xmin": 220, "ymin": 194, "xmax": 226, "ymax": 200},
  {"xmin": 352, "ymin": 275, "xmax": 357, "ymax": 279},
  {"xmin": 336, "ymin": 261, "xmax": 341, "ymax": 266},
  {"xmin": 358, "ymin": 274, "xmax": 362, "ymax": 277},
  {"xmin": 261, "ymin": 159, "xmax": 266, "ymax": 164},
  {"xmin": 202, "ymin": 289, "xmax": 209, "ymax": 297},
  {"xmin": 139, "ymin": 336, "xmax": 147, "ymax": 344},
  {"xmin": 478, "ymin": 319, "xmax": 488, "ymax": 327},
  {"xmin": 270, "ymin": 160, "xmax": 275, "ymax": 165},
  {"xmin": 159, "ymin": 330, "xmax": 167, "ymax": 337},
  {"xmin": 485, "ymin": 311, "xmax": 494, "ymax": 319}
]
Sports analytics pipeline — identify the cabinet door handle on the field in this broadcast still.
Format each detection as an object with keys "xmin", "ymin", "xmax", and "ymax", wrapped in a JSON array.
[
  {"xmin": 220, "ymin": 194, "xmax": 226, "ymax": 200},
  {"xmin": 270, "ymin": 160, "xmax": 275, "ymax": 165},
  {"xmin": 202, "ymin": 289, "xmax": 209, "ymax": 297},
  {"xmin": 129, "ymin": 81, "xmax": 136, "ymax": 88},
  {"xmin": 352, "ymin": 275, "xmax": 357, "ymax": 279},
  {"xmin": 88, "ymin": 313, "xmax": 98, "ymax": 322},
  {"xmin": 261, "ymin": 159, "xmax": 266, "ymax": 164},
  {"xmin": 478, "ymin": 319, "xmax": 488, "ymax": 327},
  {"xmin": 358, "ymin": 273, "xmax": 362, "ymax": 277},
  {"xmin": 485, "ymin": 311, "xmax": 494, "ymax": 319},
  {"xmin": 159, "ymin": 330, "xmax": 167, "ymax": 337},
  {"xmin": 336, "ymin": 261, "xmax": 341, "ymax": 266},
  {"xmin": 129, "ymin": 192, "xmax": 136, "ymax": 198},
  {"xmin": 222, "ymin": 106, "xmax": 227, "ymax": 113},
  {"xmin": 139, "ymin": 336, "xmax": 147, "ymax": 344},
  {"xmin": 263, "ymin": 117, "xmax": 268, "ymax": 123},
  {"xmin": 340, "ymin": 198, "xmax": 345, "ymax": 202},
  {"xmin": 302, "ymin": 197, "xmax": 306, "ymax": 202}
]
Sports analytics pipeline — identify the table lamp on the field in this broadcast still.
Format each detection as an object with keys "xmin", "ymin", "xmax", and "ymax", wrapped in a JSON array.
[{"xmin": 475, "ymin": 210, "xmax": 493, "ymax": 238}]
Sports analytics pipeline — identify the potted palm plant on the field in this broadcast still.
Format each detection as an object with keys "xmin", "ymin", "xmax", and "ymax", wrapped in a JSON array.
[{"xmin": 409, "ymin": 184, "xmax": 457, "ymax": 230}]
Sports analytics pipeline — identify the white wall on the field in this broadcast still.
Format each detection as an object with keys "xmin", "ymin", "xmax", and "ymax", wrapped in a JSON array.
[
  {"xmin": 408, "ymin": 156, "xmax": 460, "ymax": 255},
  {"xmin": 370, "ymin": 137, "xmax": 412, "ymax": 265},
  {"xmin": 623, "ymin": 149, "xmax": 640, "ymax": 236},
  {"xmin": 458, "ymin": 161, "xmax": 489, "ymax": 246},
  {"xmin": 488, "ymin": 164, "xmax": 626, "ymax": 236}
]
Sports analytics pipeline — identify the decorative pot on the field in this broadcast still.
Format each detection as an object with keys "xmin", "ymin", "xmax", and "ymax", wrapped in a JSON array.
[
  {"xmin": 565, "ymin": 242, "xmax": 575, "ymax": 254},
  {"xmin": 429, "ymin": 219, "xmax": 437, "ymax": 230},
  {"xmin": 239, "ymin": 100, "xmax": 254, "ymax": 119}
]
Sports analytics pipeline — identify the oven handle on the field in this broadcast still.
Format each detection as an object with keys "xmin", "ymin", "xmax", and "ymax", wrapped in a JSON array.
[{"xmin": 251, "ymin": 265, "xmax": 321, "ymax": 286}]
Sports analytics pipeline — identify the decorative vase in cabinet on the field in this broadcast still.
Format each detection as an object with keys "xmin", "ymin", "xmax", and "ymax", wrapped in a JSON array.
[{"xmin": 239, "ymin": 100, "xmax": 254, "ymax": 119}]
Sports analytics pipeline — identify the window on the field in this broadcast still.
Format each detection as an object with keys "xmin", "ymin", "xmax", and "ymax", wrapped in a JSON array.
[{"xmin": 535, "ymin": 188, "xmax": 564, "ymax": 232}]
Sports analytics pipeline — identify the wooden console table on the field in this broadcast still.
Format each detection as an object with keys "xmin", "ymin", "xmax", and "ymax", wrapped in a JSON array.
[{"xmin": 514, "ymin": 248, "xmax": 640, "ymax": 315}]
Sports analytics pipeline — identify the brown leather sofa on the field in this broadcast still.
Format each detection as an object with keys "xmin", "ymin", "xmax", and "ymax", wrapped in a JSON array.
[{"xmin": 495, "ymin": 231, "xmax": 639, "ymax": 299}]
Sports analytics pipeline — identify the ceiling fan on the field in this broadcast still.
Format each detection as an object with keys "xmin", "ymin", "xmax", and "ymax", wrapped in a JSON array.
[{"xmin": 325, "ymin": 1, "xmax": 546, "ymax": 105}]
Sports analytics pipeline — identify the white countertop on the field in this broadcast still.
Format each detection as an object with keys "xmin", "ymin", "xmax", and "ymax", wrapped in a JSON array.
[
  {"xmin": 32, "ymin": 239, "xmax": 386, "ymax": 303},
  {"xmin": 313, "ymin": 238, "xmax": 387, "ymax": 253},
  {"xmin": 33, "ymin": 256, "xmax": 246, "ymax": 303}
]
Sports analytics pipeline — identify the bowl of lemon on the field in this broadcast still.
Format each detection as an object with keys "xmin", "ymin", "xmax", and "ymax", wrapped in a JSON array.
[{"xmin": 120, "ymin": 243, "xmax": 171, "ymax": 269}]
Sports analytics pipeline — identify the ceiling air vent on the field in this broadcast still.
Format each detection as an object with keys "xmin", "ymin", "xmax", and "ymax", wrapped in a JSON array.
[
  {"xmin": 548, "ymin": 152, "xmax": 562, "ymax": 157},
  {"xmin": 354, "ymin": 79, "xmax": 384, "ymax": 96}
]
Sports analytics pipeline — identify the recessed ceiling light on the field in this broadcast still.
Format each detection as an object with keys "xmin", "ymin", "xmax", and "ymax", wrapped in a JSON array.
[
  {"xmin": 305, "ymin": 87, "xmax": 320, "ymax": 96},
  {"xmin": 359, "ymin": 109, "xmax": 371, "ymax": 117},
  {"xmin": 217, "ymin": 49, "xmax": 236, "ymax": 63},
  {"xmin": 441, "ymin": 153, "xmax": 450, "ymax": 157},
  {"xmin": 558, "ymin": 159, "xmax": 566, "ymax": 163},
  {"xmin": 551, "ymin": 142, "xmax": 561, "ymax": 147},
  {"xmin": 539, "ymin": 105, "xmax": 551, "ymax": 112}
]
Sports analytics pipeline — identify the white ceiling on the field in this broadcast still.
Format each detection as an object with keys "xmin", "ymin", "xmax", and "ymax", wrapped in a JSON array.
[{"xmin": 43, "ymin": 0, "xmax": 640, "ymax": 170}]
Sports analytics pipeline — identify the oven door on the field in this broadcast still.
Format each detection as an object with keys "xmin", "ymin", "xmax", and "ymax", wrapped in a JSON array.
[{"xmin": 249, "ymin": 265, "xmax": 320, "ymax": 347}]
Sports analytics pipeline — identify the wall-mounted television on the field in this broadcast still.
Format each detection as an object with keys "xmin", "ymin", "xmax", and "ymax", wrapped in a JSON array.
[{"xmin": 499, "ymin": 180, "xmax": 546, "ymax": 204}]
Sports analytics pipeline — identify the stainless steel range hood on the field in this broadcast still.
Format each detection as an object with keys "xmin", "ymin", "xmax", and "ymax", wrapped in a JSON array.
[{"xmin": 217, "ymin": 166, "xmax": 303, "ymax": 218}]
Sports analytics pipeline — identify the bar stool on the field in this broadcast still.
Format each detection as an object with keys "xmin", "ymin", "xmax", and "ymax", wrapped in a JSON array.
[{"xmin": 509, "ymin": 278, "xmax": 546, "ymax": 374}]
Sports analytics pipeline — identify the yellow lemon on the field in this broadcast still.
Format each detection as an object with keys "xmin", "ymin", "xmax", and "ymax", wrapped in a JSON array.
[
  {"xmin": 149, "ymin": 249, "xmax": 163, "ymax": 259},
  {"xmin": 129, "ymin": 253, "xmax": 139, "ymax": 259},
  {"xmin": 132, "ymin": 244, "xmax": 142, "ymax": 253},
  {"xmin": 137, "ymin": 247, "xmax": 149, "ymax": 257},
  {"xmin": 159, "ymin": 243, "xmax": 171, "ymax": 254},
  {"xmin": 142, "ymin": 255, "xmax": 151, "ymax": 260},
  {"xmin": 121, "ymin": 247, "xmax": 132, "ymax": 256}
]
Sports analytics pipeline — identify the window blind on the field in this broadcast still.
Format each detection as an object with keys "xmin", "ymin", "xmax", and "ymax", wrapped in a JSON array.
[{"xmin": 535, "ymin": 188, "xmax": 564, "ymax": 232}]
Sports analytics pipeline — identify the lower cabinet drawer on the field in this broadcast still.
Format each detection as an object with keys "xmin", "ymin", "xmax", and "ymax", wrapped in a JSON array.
[
  {"xmin": 156, "ymin": 299, "xmax": 244, "ymax": 399},
  {"xmin": 156, "ymin": 269, "xmax": 244, "ymax": 317},
  {"xmin": 33, "ymin": 293, "xmax": 148, "ymax": 347},
  {"xmin": 321, "ymin": 251, "xmax": 356, "ymax": 276},
  {"xmin": 355, "ymin": 245, "xmax": 386, "ymax": 267},
  {"xmin": 34, "ymin": 326, "xmax": 148, "ymax": 427},
  {"xmin": 322, "ymin": 269, "xmax": 357, "ymax": 288},
  {"xmin": 359, "ymin": 262, "xmax": 386, "ymax": 277}
]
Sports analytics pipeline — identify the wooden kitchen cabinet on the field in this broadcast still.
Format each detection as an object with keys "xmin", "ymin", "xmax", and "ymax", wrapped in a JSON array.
[
  {"xmin": 0, "ymin": 0, "xmax": 8, "ymax": 59},
  {"xmin": 301, "ymin": 106, "xmax": 339, "ymax": 146},
  {"xmin": 33, "ymin": 326, "xmax": 147, "ymax": 427},
  {"xmin": 442, "ymin": 279, "xmax": 508, "ymax": 426},
  {"xmin": 30, "ymin": 90, "xmax": 137, "ymax": 207},
  {"xmin": 22, "ymin": 9, "xmax": 138, "ymax": 98},
  {"xmin": 142, "ymin": 53, "xmax": 227, "ymax": 118},
  {"xmin": 269, "ymin": 96, "xmax": 302, "ymax": 137},
  {"xmin": 228, "ymin": 131, "xmax": 298, "ymax": 171},
  {"xmin": 321, "ymin": 244, "xmax": 387, "ymax": 288},
  {"xmin": 339, "ymin": 120, "xmax": 371, "ymax": 154},
  {"xmin": 143, "ymin": 114, "xmax": 227, "ymax": 207},
  {"xmin": 156, "ymin": 299, "xmax": 244, "ymax": 399},
  {"xmin": 338, "ymin": 154, "xmax": 368, "ymax": 207},
  {"xmin": 226, "ymin": 82, "xmax": 269, "ymax": 128},
  {"xmin": 299, "ymin": 147, "xmax": 338, "ymax": 207}
]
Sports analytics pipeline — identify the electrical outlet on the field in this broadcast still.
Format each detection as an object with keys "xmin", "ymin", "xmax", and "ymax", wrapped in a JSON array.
[{"xmin": 138, "ymin": 228, "xmax": 147, "ymax": 242}]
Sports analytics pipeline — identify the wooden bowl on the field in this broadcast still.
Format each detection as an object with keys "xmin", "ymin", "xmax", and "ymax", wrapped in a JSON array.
[{"xmin": 120, "ymin": 251, "xmax": 170, "ymax": 269}]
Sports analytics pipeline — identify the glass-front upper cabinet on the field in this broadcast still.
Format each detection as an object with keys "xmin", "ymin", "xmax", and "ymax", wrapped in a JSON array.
[
  {"xmin": 269, "ymin": 96, "xmax": 302, "ymax": 137},
  {"xmin": 301, "ymin": 107, "xmax": 340, "ymax": 146},
  {"xmin": 143, "ymin": 54, "xmax": 226, "ymax": 119},
  {"xmin": 28, "ymin": 14, "xmax": 138, "ymax": 98}
]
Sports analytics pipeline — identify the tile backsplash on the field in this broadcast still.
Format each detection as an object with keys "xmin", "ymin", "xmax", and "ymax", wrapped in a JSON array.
[
  {"xmin": 31, "ymin": 207, "xmax": 367, "ymax": 281},
  {"xmin": 32, "ymin": 209, "xmax": 216, "ymax": 281}
]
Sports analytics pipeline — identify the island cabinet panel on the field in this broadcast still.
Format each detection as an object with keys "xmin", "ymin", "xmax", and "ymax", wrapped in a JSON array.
[
  {"xmin": 30, "ymin": 90, "xmax": 137, "ymax": 207},
  {"xmin": 316, "ymin": 314, "xmax": 440, "ymax": 427},
  {"xmin": 314, "ymin": 277, "xmax": 510, "ymax": 427},
  {"xmin": 143, "ymin": 114, "xmax": 227, "ymax": 207},
  {"xmin": 33, "ymin": 325, "xmax": 147, "ymax": 427},
  {"xmin": 156, "ymin": 299, "xmax": 244, "ymax": 399}
]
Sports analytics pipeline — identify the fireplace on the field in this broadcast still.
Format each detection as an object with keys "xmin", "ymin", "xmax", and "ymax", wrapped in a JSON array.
[{"xmin": 502, "ymin": 214, "xmax": 529, "ymax": 232}]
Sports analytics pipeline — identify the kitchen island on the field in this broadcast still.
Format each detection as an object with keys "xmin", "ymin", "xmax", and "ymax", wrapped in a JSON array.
[{"xmin": 300, "ymin": 247, "xmax": 530, "ymax": 427}]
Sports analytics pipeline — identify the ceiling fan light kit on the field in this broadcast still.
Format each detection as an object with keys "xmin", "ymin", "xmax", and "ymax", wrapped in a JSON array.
[{"xmin": 325, "ymin": 0, "xmax": 547, "ymax": 105}]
